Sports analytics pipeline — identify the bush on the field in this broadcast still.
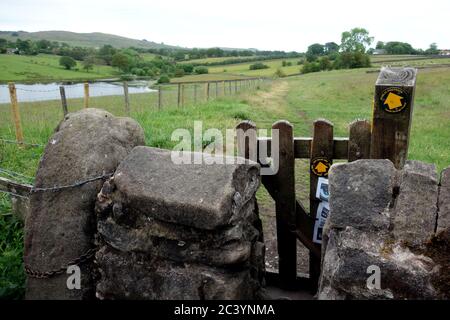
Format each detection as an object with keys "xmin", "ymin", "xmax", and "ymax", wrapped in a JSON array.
[
  {"xmin": 274, "ymin": 68, "xmax": 286, "ymax": 78},
  {"xmin": 59, "ymin": 56, "xmax": 76, "ymax": 70},
  {"xmin": 174, "ymin": 68, "xmax": 185, "ymax": 77},
  {"xmin": 333, "ymin": 52, "xmax": 371, "ymax": 69},
  {"xmin": 194, "ymin": 66, "xmax": 209, "ymax": 74},
  {"xmin": 318, "ymin": 56, "xmax": 332, "ymax": 71},
  {"xmin": 301, "ymin": 61, "xmax": 321, "ymax": 74},
  {"xmin": 180, "ymin": 64, "xmax": 194, "ymax": 74},
  {"xmin": 157, "ymin": 75, "xmax": 170, "ymax": 84},
  {"xmin": 249, "ymin": 62, "xmax": 269, "ymax": 70}
]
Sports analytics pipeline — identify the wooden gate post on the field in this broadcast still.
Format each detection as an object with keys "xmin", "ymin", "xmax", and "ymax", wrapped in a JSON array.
[
  {"xmin": 83, "ymin": 82, "xmax": 89, "ymax": 108},
  {"xmin": 59, "ymin": 86, "xmax": 68, "ymax": 117},
  {"xmin": 309, "ymin": 119, "xmax": 334, "ymax": 292},
  {"xmin": 206, "ymin": 82, "xmax": 210, "ymax": 101},
  {"xmin": 272, "ymin": 120, "xmax": 297, "ymax": 287},
  {"xmin": 158, "ymin": 86, "xmax": 162, "ymax": 110},
  {"xmin": 348, "ymin": 119, "xmax": 371, "ymax": 162},
  {"xmin": 370, "ymin": 67, "xmax": 417, "ymax": 169},
  {"xmin": 8, "ymin": 83, "xmax": 24, "ymax": 144}
]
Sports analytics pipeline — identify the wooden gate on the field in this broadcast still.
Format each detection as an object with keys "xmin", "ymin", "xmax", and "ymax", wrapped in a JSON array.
[{"xmin": 235, "ymin": 66, "xmax": 418, "ymax": 292}]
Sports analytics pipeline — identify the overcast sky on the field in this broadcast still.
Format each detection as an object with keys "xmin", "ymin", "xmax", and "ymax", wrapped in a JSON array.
[{"xmin": 1, "ymin": 0, "xmax": 449, "ymax": 51}]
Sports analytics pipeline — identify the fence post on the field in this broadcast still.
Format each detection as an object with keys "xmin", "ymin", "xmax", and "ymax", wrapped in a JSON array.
[
  {"xmin": 8, "ymin": 83, "xmax": 24, "ymax": 144},
  {"xmin": 234, "ymin": 80, "xmax": 237, "ymax": 93},
  {"xmin": 177, "ymin": 83, "xmax": 181, "ymax": 107},
  {"xmin": 181, "ymin": 84, "xmax": 185, "ymax": 107},
  {"xmin": 272, "ymin": 120, "xmax": 297, "ymax": 288},
  {"xmin": 83, "ymin": 82, "xmax": 89, "ymax": 108},
  {"xmin": 229, "ymin": 81, "xmax": 232, "ymax": 95},
  {"xmin": 194, "ymin": 84, "xmax": 197, "ymax": 104},
  {"xmin": 309, "ymin": 119, "xmax": 334, "ymax": 292},
  {"xmin": 222, "ymin": 81, "xmax": 226, "ymax": 96},
  {"xmin": 370, "ymin": 67, "xmax": 417, "ymax": 169},
  {"xmin": 348, "ymin": 119, "xmax": 371, "ymax": 162},
  {"xmin": 158, "ymin": 86, "xmax": 162, "ymax": 110},
  {"xmin": 59, "ymin": 86, "xmax": 68, "ymax": 117},
  {"xmin": 215, "ymin": 82, "xmax": 218, "ymax": 98},
  {"xmin": 123, "ymin": 81, "xmax": 130, "ymax": 115},
  {"xmin": 206, "ymin": 82, "xmax": 210, "ymax": 101}
]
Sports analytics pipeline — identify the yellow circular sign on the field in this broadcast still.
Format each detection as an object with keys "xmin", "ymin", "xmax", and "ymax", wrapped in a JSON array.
[
  {"xmin": 380, "ymin": 87, "xmax": 408, "ymax": 113},
  {"xmin": 311, "ymin": 158, "xmax": 331, "ymax": 177}
]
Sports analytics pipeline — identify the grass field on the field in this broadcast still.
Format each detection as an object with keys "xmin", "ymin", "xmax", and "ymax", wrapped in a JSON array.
[
  {"xmin": 0, "ymin": 54, "xmax": 118, "ymax": 83},
  {"xmin": 1, "ymin": 65, "xmax": 449, "ymax": 298}
]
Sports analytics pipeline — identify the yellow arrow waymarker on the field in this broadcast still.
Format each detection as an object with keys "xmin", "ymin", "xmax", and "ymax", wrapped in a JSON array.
[
  {"xmin": 384, "ymin": 92, "xmax": 403, "ymax": 110},
  {"xmin": 315, "ymin": 162, "xmax": 328, "ymax": 173}
]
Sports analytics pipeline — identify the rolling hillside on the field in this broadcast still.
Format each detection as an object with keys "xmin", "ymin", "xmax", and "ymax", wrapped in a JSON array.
[{"xmin": 0, "ymin": 30, "xmax": 181, "ymax": 50}]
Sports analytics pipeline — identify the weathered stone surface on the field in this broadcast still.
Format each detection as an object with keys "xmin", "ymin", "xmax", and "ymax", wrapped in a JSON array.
[
  {"xmin": 437, "ymin": 167, "xmax": 450, "ymax": 235},
  {"xmin": 24, "ymin": 108, "xmax": 145, "ymax": 300},
  {"xmin": 100, "ymin": 146, "xmax": 261, "ymax": 230},
  {"xmin": 393, "ymin": 161, "xmax": 438, "ymax": 246},
  {"xmin": 319, "ymin": 160, "xmax": 448, "ymax": 300},
  {"xmin": 95, "ymin": 246, "xmax": 260, "ymax": 300},
  {"xmin": 95, "ymin": 146, "xmax": 264, "ymax": 299},
  {"xmin": 319, "ymin": 227, "xmax": 438, "ymax": 300},
  {"xmin": 327, "ymin": 159, "xmax": 397, "ymax": 231}
]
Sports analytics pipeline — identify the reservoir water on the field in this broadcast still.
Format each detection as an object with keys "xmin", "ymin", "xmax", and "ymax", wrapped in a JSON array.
[{"xmin": 0, "ymin": 81, "xmax": 157, "ymax": 104}]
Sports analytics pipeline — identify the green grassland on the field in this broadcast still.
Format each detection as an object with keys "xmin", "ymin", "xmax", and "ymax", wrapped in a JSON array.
[
  {"xmin": 1, "ymin": 65, "xmax": 449, "ymax": 299},
  {"xmin": 0, "ymin": 54, "xmax": 117, "ymax": 83}
]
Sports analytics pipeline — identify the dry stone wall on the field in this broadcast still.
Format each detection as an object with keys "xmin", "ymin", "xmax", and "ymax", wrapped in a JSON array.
[{"xmin": 319, "ymin": 159, "xmax": 450, "ymax": 299}]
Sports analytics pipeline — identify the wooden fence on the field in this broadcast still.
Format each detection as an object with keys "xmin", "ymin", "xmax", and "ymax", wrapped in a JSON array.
[
  {"xmin": 236, "ymin": 66, "xmax": 417, "ymax": 291},
  {"xmin": 5, "ymin": 78, "xmax": 268, "ymax": 145}
]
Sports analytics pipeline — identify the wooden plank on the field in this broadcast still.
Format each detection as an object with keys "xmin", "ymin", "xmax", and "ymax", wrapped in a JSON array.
[
  {"xmin": 370, "ymin": 67, "xmax": 417, "ymax": 169},
  {"xmin": 83, "ymin": 82, "xmax": 89, "ymax": 108},
  {"xmin": 59, "ymin": 86, "xmax": 68, "ymax": 117},
  {"xmin": 8, "ymin": 83, "xmax": 24, "ymax": 144},
  {"xmin": 348, "ymin": 119, "xmax": 371, "ymax": 162},
  {"xmin": 123, "ymin": 82, "xmax": 130, "ymax": 115},
  {"xmin": 257, "ymin": 137, "xmax": 348, "ymax": 159},
  {"xmin": 309, "ymin": 119, "xmax": 334, "ymax": 292},
  {"xmin": 236, "ymin": 120, "xmax": 257, "ymax": 160},
  {"xmin": 271, "ymin": 120, "xmax": 297, "ymax": 287}
]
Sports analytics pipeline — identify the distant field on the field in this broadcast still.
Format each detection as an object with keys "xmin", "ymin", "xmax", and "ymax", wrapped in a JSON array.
[
  {"xmin": 170, "ymin": 73, "xmax": 252, "ymax": 83},
  {"xmin": 0, "ymin": 54, "xmax": 117, "ymax": 82}
]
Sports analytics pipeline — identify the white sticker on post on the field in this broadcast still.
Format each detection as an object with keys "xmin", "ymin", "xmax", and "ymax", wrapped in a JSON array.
[
  {"xmin": 313, "ymin": 201, "xmax": 330, "ymax": 244},
  {"xmin": 316, "ymin": 177, "xmax": 329, "ymax": 202}
]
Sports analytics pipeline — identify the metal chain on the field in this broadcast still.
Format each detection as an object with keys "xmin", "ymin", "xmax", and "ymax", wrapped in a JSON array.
[{"xmin": 25, "ymin": 247, "xmax": 97, "ymax": 279}]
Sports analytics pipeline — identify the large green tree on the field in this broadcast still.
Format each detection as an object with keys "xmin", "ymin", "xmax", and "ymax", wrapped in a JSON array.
[
  {"xmin": 59, "ymin": 56, "xmax": 77, "ymax": 70},
  {"xmin": 340, "ymin": 28, "xmax": 374, "ymax": 53}
]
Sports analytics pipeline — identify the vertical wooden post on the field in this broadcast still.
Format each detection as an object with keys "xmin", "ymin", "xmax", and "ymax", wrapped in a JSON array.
[
  {"xmin": 181, "ymin": 84, "xmax": 185, "ymax": 107},
  {"xmin": 235, "ymin": 80, "xmax": 237, "ymax": 93},
  {"xmin": 215, "ymin": 82, "xmax": 218, "ymax": 98},
  {"xmin": 123, "ymin": 81, "xmax": 130, "ymax": 116},
  {"xmin": 177, "ymin": 83, "xmax": 181, "ymax": 107},
  {"xmin": 236, "ymin": 120, "xmax": 257, "ymax": 160},
  {"xmin": 229, "ymin": 81, "xmax": 232, "ymax": 95},
  {"xmin": 206, "ymin": 82, "xmax": 210, "ymax": 101},
  {"xmin": 272, "ymin": 120, "xmax": 297, "ymax": 288},
  {"xmin": 8, "ymin": 83, "xmax": 24, "ymax": 144},
  {"xmin": 59, "ymin": 86, "xmax": 68, "ymax": 117},
  {"xmin": 83, "ymin": 82, "xmax": 89, "ymax": 108},
  {"xmin": 158, "ymin": 86, "xmax": 162, "ymax": 110},
  {"xmin": 194, "ymin": 84, "xmax": 197, "ymax": 104},
  {"xmin": 309, "ymin": 119, "xmax": 334, "ymax": 292},
  {"xmin": 222, "ymin": 81, "xmax": 226, "ymax": 96},
  {"xmin": 348, "ymin": 119, "xmax": 371, "ymax": 162},
  {"xmin": 370, "ymin": 67, "xmax": 417, "ymax": 169}
]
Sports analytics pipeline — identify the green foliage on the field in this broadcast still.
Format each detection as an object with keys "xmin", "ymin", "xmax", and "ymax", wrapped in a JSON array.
[
  {"xmin": 82, "ymin": 55, "xmax": 96, "ymax": 72},
  {"xmin": 0, "ymin": 196, "xmax": 25, "ymax": 299},
  {"xmin": 306, "ymin": 43, "xmax": 325, "ymax": 62},
  {"xmin": 249, "ymin": 62, "xmax": 269, "ymax": 70},
  {"xmin": 333, "ymin": 51, "xmax": 371, "ymax": 69},
  {"xmin": 111, "ymin": 52, "xmax": 133, "ymax": 72},
  {"xmin": 157, "ymin": 75, "xmax": 170, "ymax": 84},
  {"xmin": 59, "ymin": 56, "xmax": 77, "ymax": 70},
  {"xmin": 174, "ymin": 68, "xmax": 185, "ymax": 77},
  {"xmin": 425, "ymin": 43, "xmax": 439, "ymax": 55},
  {"xmin": 318, "ymin": 56, "xmax": 332, "ymax": 71},
  {"xmin": 274, "ymin": 68, "xmax": 286, "ymax": 77},
  {"xmin": 301, "ymin": 61, "xmax": 321, "ymax": 74},
  {"xmin": 384, "ymin": 42, "xmax": 417, "ymax": 55},
  {"xmin": 340, "ymin": 27, "xmax": 373, "ymax": 53},
  {"xmin": 194, "ymin": 66, "xmax": 209, "ymax": 74}
]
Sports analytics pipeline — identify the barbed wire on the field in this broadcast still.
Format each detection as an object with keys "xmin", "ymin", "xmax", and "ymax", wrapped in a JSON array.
[
  {"xmin": 0, "ymin": 167, "xmax": 35, "ymax": 183},
  {"xmin": 0, "ymin": 138, "xmax": 45, "ymax": 148},
  {"xmin": 30, "ymin": 172, "xmax": 113, "ymax": 193}
]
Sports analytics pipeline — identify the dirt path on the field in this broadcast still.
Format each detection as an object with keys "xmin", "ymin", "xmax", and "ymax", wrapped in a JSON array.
[{"xmin": 249, "ymin": 79, "xmax": 311, "ymax": 276}]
